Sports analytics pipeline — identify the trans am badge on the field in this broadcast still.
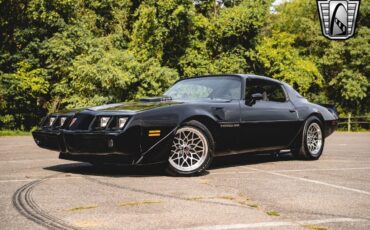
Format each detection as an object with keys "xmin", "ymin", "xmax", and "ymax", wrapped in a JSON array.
[{"xmin": 317, "ymin": 0, "xmax": 360, "ymax": 40}]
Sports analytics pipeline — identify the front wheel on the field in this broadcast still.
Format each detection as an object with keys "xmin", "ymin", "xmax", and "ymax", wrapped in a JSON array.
[
  {"xmin": 291, "ymin": 116, "xmax": 325, "ymax": 160},
  {"xmin": 166, "ymin": 120, "xmax": 214, "ymax": 176}
]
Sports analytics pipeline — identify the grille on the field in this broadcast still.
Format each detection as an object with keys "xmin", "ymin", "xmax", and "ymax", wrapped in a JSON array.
[
  {"xmin": 42, "ymin": 115, "xmax": 73, "ymax": 129},
  {"xmin": 90, "ymin": 116, "xmax": 129, "ymax": 131},
  {"xmin": 68, "ymin": 113, "xmax": 95, "ymax": 130},
  {"xmin": 42, "ymin": 114, "xmax": 129, "ymax": 131}
]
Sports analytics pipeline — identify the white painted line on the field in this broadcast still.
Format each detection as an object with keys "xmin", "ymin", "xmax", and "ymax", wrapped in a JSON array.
[
  {"xmin": 0, "ymin": 158, "xmax": 58, "ymax": 163},
  {"xmin": 321, "ymin": 159, "xmax": 370, "ymax": 162},
  {"xmin": 297, "ymin": 218, "xmax": 364, "ymax": 225},
  {"xmin": 211, "ymin": 171, "xmax": 256, "ymax": 175},
  {"xmin": 169, "ymin": 218, "xmax": 366, "ymax": 230},
  {"xmin": 272, "ymin": 167, "xmax": 370, "ymax": 173},
  {"xmin": 327, "ymin": 150, "xmax": 370, "ymax": 154},
  {"xmin": 0, "ymin": 176, "xmax": 84, "ymax": 183},
  {"xmin": 211, "ymin": 167, "xmax": 370, "ymax": 175},
  {"xmin": 246, "ymin": 166, "xmax": 370, "ymax": 196}
]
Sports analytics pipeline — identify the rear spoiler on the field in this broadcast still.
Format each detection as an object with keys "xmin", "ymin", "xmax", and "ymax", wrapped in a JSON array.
[{"xmin": 319, "ymin": 104, "xmax": 338, "ymax": 118}]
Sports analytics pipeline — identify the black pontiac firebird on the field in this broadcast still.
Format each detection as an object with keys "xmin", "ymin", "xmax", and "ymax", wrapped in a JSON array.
[{"xmin": 33, "ymin": 74, "xmax": 338, "ymax": 176}]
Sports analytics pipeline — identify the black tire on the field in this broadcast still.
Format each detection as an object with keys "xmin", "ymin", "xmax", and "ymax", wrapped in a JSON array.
[
  {"xmin": 166, "ymin": 120, "xmax": 214, "ymax": 176},
  {"xmin": 291, "ymin": 116, "xmax": 325, "ymax": 160}
]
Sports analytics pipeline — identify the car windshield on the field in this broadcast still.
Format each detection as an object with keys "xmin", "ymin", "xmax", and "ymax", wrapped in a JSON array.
[{"xmin": 164, "ymin": 76, "xmax": 241, "ymax": 100}]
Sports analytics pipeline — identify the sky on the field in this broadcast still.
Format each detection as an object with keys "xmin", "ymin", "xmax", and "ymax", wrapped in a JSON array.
[{"xmin": 273, "ymin": 0, "xmax": 287, "ymax": 6}]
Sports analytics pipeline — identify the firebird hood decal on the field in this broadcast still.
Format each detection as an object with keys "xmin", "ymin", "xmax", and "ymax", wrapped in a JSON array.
[
  {"xmin": 87, "ymin": 101, "xmax": 182, "ymax": 112},
  {"xmin": 88, "ymin": 103, "xmax": 127, "ymax": 111},
  {"xmin": 55, "ymin": 101, "xmax": 182, "ymax": 115}
]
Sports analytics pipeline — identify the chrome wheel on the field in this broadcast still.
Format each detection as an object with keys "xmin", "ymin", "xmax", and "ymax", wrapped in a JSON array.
[
  {"xmin": 169, "ymin": 127, "xmax": 208, "ymax": 172},
  {"xmin": 306, "ymin": 123, "xmax": 322, "ymax": 155}
]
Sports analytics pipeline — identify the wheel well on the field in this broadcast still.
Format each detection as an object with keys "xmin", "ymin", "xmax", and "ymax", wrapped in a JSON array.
[
  {"xmin": 182, "ymin": 116, "xmax": 219, "ymax": 140},
  {"xmin": 309, "ymin": 113, "xmax": 325, "ymax": 126},
  {"xmin": 289, "ymin": 113, "xmax": 325, "ymax": 149}
]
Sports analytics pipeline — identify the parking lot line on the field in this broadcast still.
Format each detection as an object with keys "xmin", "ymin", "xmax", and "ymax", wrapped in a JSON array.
[
  {"xmin": 211, "ymin": 167, "xmax": 370, "ymax": 175},
  {"xmin": 0, "ymin": 158, "xmax": 57, "ymax": 163},
  {"xmin": 0, "ymin": 176, "xmax": 84, "ymax": 183},
  {"xmin": 169, "ymin": 218, "xmax": 367, "ymax": 230},
  {"xmin": 320, "ymin": 159, "xmax": 370, "ymax": 162},
  {"xmin": 245, "ymin": 166, "xmax": 370, "ymax": 196},
  {"xmin": 270, "ymin": 167, "xmax": 370, "ymax": 172}
]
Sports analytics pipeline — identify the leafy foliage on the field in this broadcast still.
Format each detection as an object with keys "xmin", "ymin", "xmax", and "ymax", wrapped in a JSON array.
[
  {"xmin": 0, "ymin": 0, "xmax": 368, "ymax": 130},
  {"xmin": 251, "ymin": 31, "xmax": 323, "ymax": 94}
]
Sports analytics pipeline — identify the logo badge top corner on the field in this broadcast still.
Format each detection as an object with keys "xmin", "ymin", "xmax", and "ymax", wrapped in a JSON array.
[{"xmin": 317, "ymin": 0, "xmax": 360, "ymax": 40}]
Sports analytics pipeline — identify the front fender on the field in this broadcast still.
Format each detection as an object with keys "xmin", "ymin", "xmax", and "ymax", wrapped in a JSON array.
[{"xmin": 132, "ymin": 102, "xmax": 238, "ymax": 163}]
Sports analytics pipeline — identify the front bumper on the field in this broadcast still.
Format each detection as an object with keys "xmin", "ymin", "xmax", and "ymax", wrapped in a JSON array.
[
  {"xmin": 32, "ymin": 130, "xmax": 63, "ymax": 152},
  {"xmin": 33, "ymin": 128, "xmax": 141, "ymax": 167},
  {"xmin": 32, "ymin": 126, "xmax": 175, "ymax": 164},
  {"xmin": 33, "ymin": 127, "xmax": 141, "ymax": 154},
  {"xmin": 324, "ymin": 119, "xmax": 338, "ymax": 137}
]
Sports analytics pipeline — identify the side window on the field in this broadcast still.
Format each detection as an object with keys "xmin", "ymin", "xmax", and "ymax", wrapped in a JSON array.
[
  {"xmin": 245, "ymin": 79, "xmax": 265, "ymax": 100},
  {"xmin": 212, "ymin": 79, "xmax": 241, "ymax": 100},
  {"xmin": 245, "ymin": 79, "xmax": 287, "ymax": 102},
  {"xmin": 264, "ymin": 83, "xmax": 286, "ymax": 102}
]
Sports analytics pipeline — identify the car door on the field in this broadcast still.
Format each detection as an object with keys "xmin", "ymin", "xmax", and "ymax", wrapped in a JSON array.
[{"xmin": 239, "ymin": 78, "xmax": 300, "ymax": 150}]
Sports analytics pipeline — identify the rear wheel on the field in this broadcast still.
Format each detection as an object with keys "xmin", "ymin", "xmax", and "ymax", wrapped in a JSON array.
[
  {"xmin": 291, "ymin": 116, "xmax": 325, "ymax": 160},
  {"xmin": 166, "ymin": 120, "xmax": 214, "ymax": 176}
]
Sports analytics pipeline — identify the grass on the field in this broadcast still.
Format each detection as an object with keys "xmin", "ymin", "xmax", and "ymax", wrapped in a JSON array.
[
  {"xmin": 266, "ymin": 210, "xmax": 280, "ymax": 216},
  {"xmin": 119, "ymin": 200, "xmax": 162, "ymax": 207},
  {"xmin": 66, "ymin": 205, "xmax": 98, "ymax": 212},
  {"xmin": 0, "ymin": 130, "xmax": 31, "ymax": 136},
  {"xmin": 303, "ymin": 224, "xmax": 329, "ymax": 230},
  {"xmin": 185, "ymin": 196, "xmax": 208, "ymax": 201},
  {"xmin": 247, "ymin": 204, "xmax": 258, "ymax": 208},
  {"xmin": 219, "ymin": 195, "xmax": 236, "ymax": 201}
]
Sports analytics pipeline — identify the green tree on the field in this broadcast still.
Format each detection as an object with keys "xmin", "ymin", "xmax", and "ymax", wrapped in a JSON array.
[
  {"xmin": 0, "ymin": 62, "xmax": 49, "ymax": 129},
  {"xmin": 261, "ymin": 0, "xmax": 369, "ymax": 115},
  {"xmin": 250, "ymin": 31, "xmax": 323, "ymax": 94},
  {"xmin": 0, "ymin": 0, "xmax": 369, "ymax": 130}
]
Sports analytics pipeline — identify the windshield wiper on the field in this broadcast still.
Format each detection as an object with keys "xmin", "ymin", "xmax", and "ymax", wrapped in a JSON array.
[
  {"xmin": 140, "ymin": 95, "xmax": 173, "ymax": 102},
  {"xmin": 162, "ymin": 95, "xmax": 172, "ymax": 101},
  {"xmin": 209, "ymin": 97, "xmax": 232, "ymax": 102}
]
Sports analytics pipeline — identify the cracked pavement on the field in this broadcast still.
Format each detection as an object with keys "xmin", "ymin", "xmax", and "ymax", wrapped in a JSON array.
[{"xmin": 1, "ymin": 132, "xmax": 370, "ymax": 230}]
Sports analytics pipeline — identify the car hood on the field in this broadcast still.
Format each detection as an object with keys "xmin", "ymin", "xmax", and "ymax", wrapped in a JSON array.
[
  {"xmin": 87, "ymin": 101, "xmax": 182, "ymax": 113},
  {"xmin": 56, "ymin": 98, "xmax": 230, "ymax": 115},
  {"xmin": 56, "ymin": 102, "xmax": 180, "ymax": 115}
]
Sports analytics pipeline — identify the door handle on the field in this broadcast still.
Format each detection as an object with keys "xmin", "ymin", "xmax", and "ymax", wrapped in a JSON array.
[{"xmin": 289, "ymin": 109, "xmax": 296, "ymax": 113}]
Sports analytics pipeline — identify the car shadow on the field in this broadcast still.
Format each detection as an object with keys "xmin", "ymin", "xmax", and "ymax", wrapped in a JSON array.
[
  {"xmin": 44, "ymin": 162, "xmax": 165, "ymax": 178},
  {"xmin": 44, "ymin": 151, "xmax": 297, "ymax": 177},
  {"xmin": 210, "ymin": 151, "xmax": 295, "ymax": 169}
]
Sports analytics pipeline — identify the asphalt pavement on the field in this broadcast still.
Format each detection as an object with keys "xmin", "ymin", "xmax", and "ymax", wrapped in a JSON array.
[{"xmin": 0, "ymin": 132, "xmax": 370, "ymax": 230}]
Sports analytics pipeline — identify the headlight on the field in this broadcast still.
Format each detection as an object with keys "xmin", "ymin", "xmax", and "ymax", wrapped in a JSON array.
[
  {"xmin": 100, "ymin": 117, "xmax": 110, "ymax": 128},
  {"xmin": 60, "ymin": 117, "xmax": 67, "ymax": 126},
  {"xmin": 49, "ymin": 117, "xmax": 56, "ymax": 126},
  {"xmin": 118, "ymin": 117, "xmax": 128, "ymax": 129}
]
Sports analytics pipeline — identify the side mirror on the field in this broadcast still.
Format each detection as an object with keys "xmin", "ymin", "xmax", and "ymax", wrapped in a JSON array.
[
  {"xmin": 252, "ymin": 93, "xmax": 263, "ymax": 100},
  {"xmin": 245, "ymin": 93, "xmax": 263, "ymax": 106}
]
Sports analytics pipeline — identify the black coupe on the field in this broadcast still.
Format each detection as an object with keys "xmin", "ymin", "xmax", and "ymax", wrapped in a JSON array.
[{"xmin": 33, "ymin": 74, "xmax": 338, "ymax": 176}]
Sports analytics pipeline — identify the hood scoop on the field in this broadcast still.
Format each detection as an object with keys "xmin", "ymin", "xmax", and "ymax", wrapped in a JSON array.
[
  {"xmin": 88, "ymin": 103, "xmax": 125, "ymax": 111},
  {"xmin": 139, "ymin": 96, "xmax": 172, "ymax": 102}
]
